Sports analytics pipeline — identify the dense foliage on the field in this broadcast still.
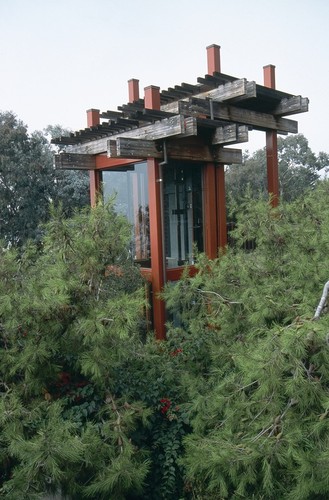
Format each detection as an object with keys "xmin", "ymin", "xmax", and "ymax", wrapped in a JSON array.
[
  {"xmin": 225, "ymin": 134, "xmax": 329, "ymax": 209},
  {"xmin": 0, "ymin": 112, "xmax": 89, "ymax": 246},
  {"xmin": 163, "ymin": 180, "xmax": 329, "ymax": 499},
  {"xmin": 2, "ymin": 121, "xmax": 329, "ymax": 498}
]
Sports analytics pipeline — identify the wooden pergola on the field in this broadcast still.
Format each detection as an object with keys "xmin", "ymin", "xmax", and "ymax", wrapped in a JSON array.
[{"xmin": 53, "ymin": 44, "xmax": 309, "ymax": 339}]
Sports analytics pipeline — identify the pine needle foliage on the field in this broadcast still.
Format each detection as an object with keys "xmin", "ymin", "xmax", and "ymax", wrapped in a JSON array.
[
  {"xmin": 0, "ymin": 201, "xmax": 151, "ymax": 499},
  {"xmin": 163, "ymin": 180, "xmax": 329, "ymax": 499}
]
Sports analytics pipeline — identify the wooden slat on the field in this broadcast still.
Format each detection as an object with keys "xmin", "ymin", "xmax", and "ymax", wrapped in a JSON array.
[
  {"xmin": 161, "ymin": 79, "xmax": 257, "ymax": 114},
  {"xmin": 65, "ymin": 115, "xmax": 197, "ymax": 155},
  {"xmin": 54, "ymin": 153, "xmax": 96, "ymax": 170},
  {"xmin": 178, "ymin": 99, "xmax": 298, "ymax": 133}
]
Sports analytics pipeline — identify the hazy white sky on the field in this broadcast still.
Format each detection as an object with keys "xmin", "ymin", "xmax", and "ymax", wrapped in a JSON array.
[{"xmin": 1, "ymin": 0, "xmax": 328, "ymax": 154}]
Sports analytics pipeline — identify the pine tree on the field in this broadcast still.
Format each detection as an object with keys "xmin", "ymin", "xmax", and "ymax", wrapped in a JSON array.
[
  {"xmin": 0, "ymin": 201, "xmax": 151, "ymax": 499},
  {"xmin": 163, "ymin": 180, "xmax": 329, "ymax": 499}
]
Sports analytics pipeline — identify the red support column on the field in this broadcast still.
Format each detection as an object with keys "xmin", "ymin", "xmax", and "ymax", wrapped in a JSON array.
[
  {"xmin": 86, "ymin": 108, "xmax": 100, "ymax": 128},
  {"xmin": 263, "ymin": 65, "xmax": 279, "ymax": 207},
  {"xmin": 144, "ymin": 85, "xmax": 160, "ymax": 110},
  {"xmin": 203, "ymin": 163, "xmax": 218, "ymax": 259},
  {"xmin": 144, "ymin": 84, "xmax": 166, "ymax": 339},
  {"xmin": 206, "ymin": 44, "xmax": 221, "ymax": 75},
  {"xmin": 216, "ymin": 163, "xmax": 227, "ymax": 249},
  {"xmin": 86, "ymin": 109, "xmax": 101, "ymax": 207},
  {"xmin": 148, "ymin": 158, "xmax": 166, "ymax": 340},
  {"xmin": 128, "ymin": 78, "xmax": 140, "ymax": 103}
]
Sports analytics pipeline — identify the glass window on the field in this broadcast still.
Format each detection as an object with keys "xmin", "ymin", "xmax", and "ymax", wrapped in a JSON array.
[
  {"xmin": 102, "ymin": 162, "xmax": 150, "ymax": 267},
  {"xmin": 163, "ymin": 162, "xmax": 203, "ymax": 268}
]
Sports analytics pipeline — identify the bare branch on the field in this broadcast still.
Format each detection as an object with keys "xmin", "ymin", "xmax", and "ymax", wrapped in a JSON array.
[
  {"xmin": 196, "ymin": 288, "xmax": 242, "ymax": 305},
  {"xmin": 313, "ymin": 280, "xmax": 329, "ymax": 320}
]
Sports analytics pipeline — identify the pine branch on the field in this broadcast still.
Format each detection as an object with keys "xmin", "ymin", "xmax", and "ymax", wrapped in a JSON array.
[
  {"xmin": 106, "ymin": 393, "xmax": 124, "ymax": 453},
  {"xmin": 313, "ymin": 280, "xmax": 329, "ymax": 320},
  {"xmin": 196, "ymin": 288, "xmax": 242, "ymax": 306}
]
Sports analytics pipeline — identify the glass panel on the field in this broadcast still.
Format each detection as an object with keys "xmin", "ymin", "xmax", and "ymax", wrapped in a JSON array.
[
  {"xmin": 102, "ymin": 162, "xmax": 150, "ymax": 267},
  {"xmin": 163, "ymin": 162, "xmax": 203, "ymax": 268}
]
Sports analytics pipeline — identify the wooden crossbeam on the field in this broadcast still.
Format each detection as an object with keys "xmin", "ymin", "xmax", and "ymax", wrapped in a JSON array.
[
  {"xmin": 162, "ymin": 78, "xmax": 257, "ymax": 114},
  {"xmin": 212, "ymin": 124, "xmax": 249, "ymax": 145},
  {"xmin": 108, "ymin": 137, "xmax": 242, "ymax": 164},
  {"xmin": 273, "ymin": 96, "xmax": 309, "ymax": 116},
  {"xmin": 178, "ymin": 99, "xmax": 298, "ymax": 133},
  {"xmin": 212, "ymin": 147, "xmax": 242, "ymax": 164},
  {"xmin": 54, "ymin": 153, "xmax": 96, "ymax": 170},
  {"xmin": 65, "ymin": 115, "xmax": 197, "ymax": 155}
]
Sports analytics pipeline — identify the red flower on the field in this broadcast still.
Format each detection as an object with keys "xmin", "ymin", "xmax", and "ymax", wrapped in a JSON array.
[
  {"xmin": 170, "ymin": 348, "xmax": 183, "ymax": 357},
  {"xmin": 160, "ymin": 398, "xmax": 172, "ymax": 414}
]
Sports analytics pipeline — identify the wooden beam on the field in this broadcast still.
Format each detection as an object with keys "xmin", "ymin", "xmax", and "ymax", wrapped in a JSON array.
[
  {"xmin": 201, "ymin": 78, "xmax": 257, "ymax": 102},
  {"xmin": 273, "ymin": 96, "xmax": 309, "ymax": 116},
  {"xmin": 212, "ymin": 147, "xmax": 242, "ymax": 164},
  {"xmin": 54, "ymin": 153, "xmax": 96, "ymax": 170},
  {"xmin": 162, "ymin": 79, "xmax": 257, "ymax": 113},
  {"xmin": 110, "ymin": 138, "xmax": 159, "ymax": 158},
  {"xmin": 108, "ymin": 137, "xmax": 242, "ymax": 164},
  {"xmin": 212, "ymin": 124, "xmax": 249, "ymax": 145},
  {"xmin": 178, "ymin": 99, "xmax": 298, "ymax": 133},
  {"xmin": 65, "ymin": 115, "xmax": 197, "ymax": 155}
]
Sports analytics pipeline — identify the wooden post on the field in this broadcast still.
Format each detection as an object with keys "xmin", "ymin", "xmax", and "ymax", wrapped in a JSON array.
[
  {"xmin": 144, "ymin": 84, "xmax": 166, "ymax": 339},
  {"xmin": 128, "ymin": 79, "xmax": 140, "ymax": 103},
  {"xmin": 207, "ymin": 44, "xmax": 221, "ymax": 75},
  {"xmin": 86, "ymin": 109, "xmax": 101, "ymax": 206},
  {"xmin": 203, "ymin": 163, "xmax": 218, "ymax": 259},
  {"xmin": 263, "ymin": 65, "xmax": 279, "ymax": 207},
  {"xmin": 216, "ymin": 164, "xmax": 227, "ymax": 249},
  {"xmin": 147, "ymin": 158, "xmax": 166, "ymax": 340},
  {"xmin": 144, "ymin": 85, "xmax": 160, "ymax": 110}
]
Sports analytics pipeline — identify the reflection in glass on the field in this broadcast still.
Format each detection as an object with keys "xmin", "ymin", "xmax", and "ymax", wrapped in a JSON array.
[
  {"xmin": 163, "ymin": 163, "xmax": 203, "ymax": 268},
  {"xmin": 102, "ymin": 162, "xmax": 150, "ymax": 267}
]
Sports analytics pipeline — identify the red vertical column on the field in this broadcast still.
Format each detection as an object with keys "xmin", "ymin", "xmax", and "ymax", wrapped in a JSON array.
[
  {"xmin": 203, "ymin": 163, "xmax": 218, "ymax": 259},
  {"xmin": 87, "ymin": 109, "xmax": 101, "ymax": 207},
  {"xmin": 144, "ymin": 85, "xmax": 166, "ymax": 340},
  {"xmin": 148, "ymin": 158, "xmax": 166, "ymax": 339},
  {"xmin": 128, "ymin": 79, "xmax": 140, "ymax": 103},
  {"xmin": 263, "ymin": 65, "xmax": 279, "ymax": 207},
  {"xmin": 216, "ymin": 164, "xmax": 227, "ymax": 249},
  {"xmin": 206, "ymin": 44, "xmax": 221, "ymax": 75}
]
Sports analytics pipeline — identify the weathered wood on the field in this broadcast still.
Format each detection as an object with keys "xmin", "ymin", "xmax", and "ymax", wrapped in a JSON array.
[
  {"xmin": 161, "ymin": 78, "xmax": 257, "ymax": 114},
  {"xmin": 273, "ymin": 96, "xmax": 309, "ymax": 116},
  {"xmin": 108, "ymin": 137, "xmax": 241, "ymax": 164},
  {"xmin": 54, "ymin": 153, "xmax": 96, "ymax": 170},
  {"xmin": 212, "ymin": 124, "xmax": 249, "ymax": 145},
  {"xmin": 201, "ymin": 78, "xmax": 257, "ymax": 102},
  {"xmin": 65, "ymin": 115, "xmax": 197, "ymax": 155},
  {"xmin": 178, "ymin": 99, "xmax": 298, "ymax": 133},
  {"xmin": 212, "ymin": 146, "xmax": 242, "ymax": 164},
  {"xmin": 113, "ymin": 138, "xmax": 160, "ymax": 158}
]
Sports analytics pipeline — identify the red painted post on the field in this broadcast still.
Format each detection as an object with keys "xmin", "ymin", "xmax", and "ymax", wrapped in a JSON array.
[
  {"xmin": 206, "ymin": 44, "xmax": 221, "ymax": 75},
  {"xmin": 86, "ymin": 108, "xmax": 100, "ymax": 128},
  {"xmin": 147, "ymin": 158, "xmax": 166, "ymax": 340},
  {"xmin": 86, "ymin": 109, "xmax": 101, "ymax": 206},
  {"xmin": 144, "ymin": 84, "xmax": 166, "ymax": 339},
  {"xmin": 263, "ymin": 65, "xmax": 279, "ymax": 207},
  {"xmin": 203, "ymin": 163, "xmax": 218, "ymax": 259},
  {"xmin": 128, "ymin": 79, "xmax": 140, "ymax": 103},
  {"xmin": 216, "ymin": 164, "xmax": 227, "ymax": 249},
  {"xmin": 144, "ymin": 85, "xmax": 160, "ymax": 110}
]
